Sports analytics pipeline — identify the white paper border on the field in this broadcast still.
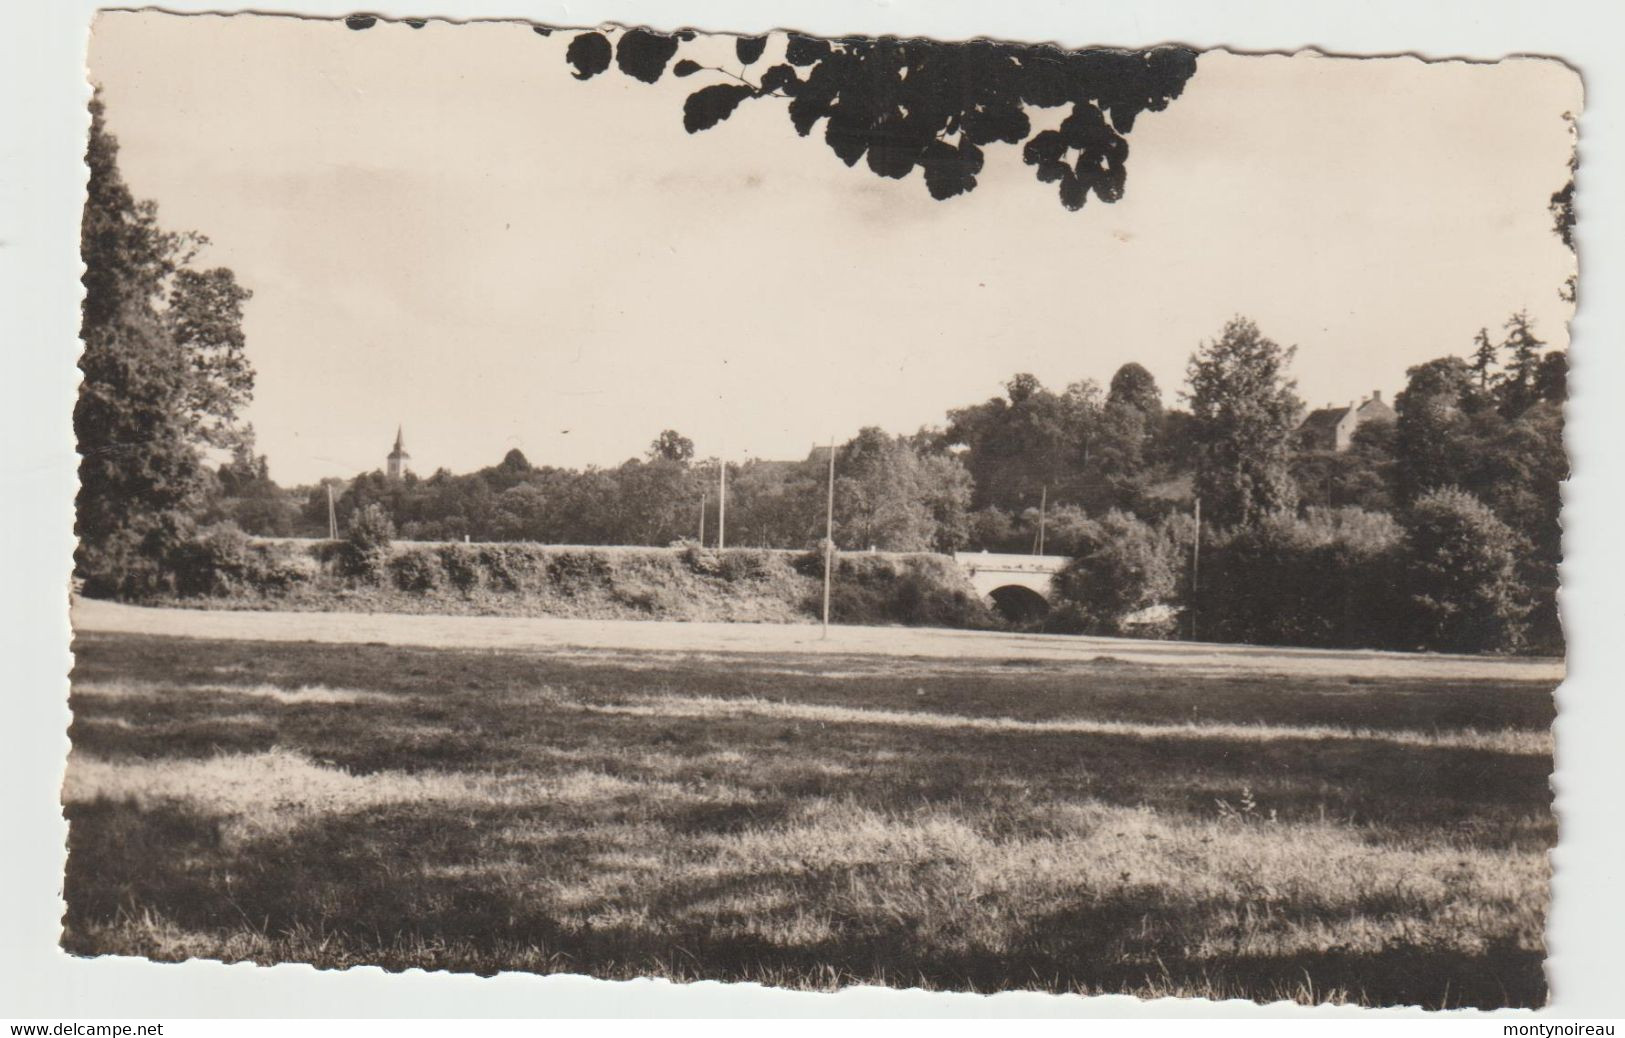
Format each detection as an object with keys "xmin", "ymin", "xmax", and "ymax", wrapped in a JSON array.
[{"xmin": 3, "ymin": 0, "xmax": 1621, "ymax": 1020}]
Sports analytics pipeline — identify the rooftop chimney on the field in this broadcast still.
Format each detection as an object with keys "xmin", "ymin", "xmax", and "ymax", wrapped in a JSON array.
[{"xmin": 1371, "ymin": 390, "xmax": 1382, "ymax": 402}]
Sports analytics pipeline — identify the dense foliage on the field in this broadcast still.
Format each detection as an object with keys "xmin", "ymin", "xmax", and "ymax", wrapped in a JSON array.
[
  {"xmin": 539, "ymin": 27, "xmax": 1199, "ymax": 210},
  {"xmin": 1185, "ymin": 317, "xmax": 1303, "ymax": 527},
  {"xmin": 77, "ymin": 74, "xmax": 1567, "ymax": 655},
  {"xmin": 76, "ymin": 97, "xmax": 256, "ymax": 597}
]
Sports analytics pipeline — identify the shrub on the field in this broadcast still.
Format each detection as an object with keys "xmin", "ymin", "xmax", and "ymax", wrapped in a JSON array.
[
  {"xmin": 389, "ymin": 549, "xmax": 443, "ymax": 593},
  {"xmin": 339, "ymin": 503, "xmax": 395, "ymax": 580},
  {"xmin": 1401, "ymin": 487, "xmax": 1529, "ymax": 654},
  {"xmin": 678, "ymin": 539, "xmax": 723, "ymax": 576},
  {"xmin": 546, "ymin": 550, "xmax": 611, "ymax": 594},
  {"xmin": 476, "ymin": 545, "xmax": 537, "ymax": 592},
  {"xmin": 1052, "ymin": 511, "xmax": 1180, "ymax": 635},
  {"xmin": 169, "ymin": 523, "xmax": 307, "ymax": 597},
  {"xmin": 821, "ymin": 553, "xmax": 995, "ymax": 628},
  {"xmin": 1191, "ymin": 508, "xmax": 1405, "ymax": 648},
  {"xmin": 170, "ymin": 522, "xmax": 254, "ymax": 597},
  {"xmin": 719, "ymin": 547, "xmax": 779, "ymax": 582},
  {"xmin": 77, "ymin": 514, "xmax": 194, "ymax": 600},
  {"xmin": 436, "ymin": 545, "xmax": 482, "ymax": 593}
]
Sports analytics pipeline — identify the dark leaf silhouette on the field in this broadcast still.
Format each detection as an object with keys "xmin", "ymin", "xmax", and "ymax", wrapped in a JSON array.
[
  {"xmin": 553, "ymin": 27, "xmax": 1197, "ymax": 210},
  {"xmin": 963, "ymin": 104, "xmax": 1030, "ymax": 146},
  {"xmin": 616, "ymin": 28, "xmax": 681, "ymax": 84},
  {"xmin": 345, "ymin": 15, "xmax": 376, "ymax": 31},
  {"xmin": 922, "ymin": 139, "xmax": 982, "ymax": 200},
  {"xmin": 736, "ymin": 35, "xmax": 767, "ymax": 65},
  {"xmin": 683, "ymin": 83, "xmax": 756, "ymax": 133},
  {"xmin": 785, "ymin": 34, "xmax": 832, "ymax": 66},
  {"xmin": 566, "ymin": 32, "xmax": 613, "ymax": 80},
  {"xmin": 760, "ymin": 64, "xmax": 801, "ymax": 95},
  {"xmin": 1058, "ymin": 169, "xmax": 1087, "ymax": 211}
]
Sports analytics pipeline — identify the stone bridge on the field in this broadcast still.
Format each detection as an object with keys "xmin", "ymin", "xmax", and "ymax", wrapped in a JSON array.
[{"xmin": 953, "ymin": 551, "xmax": 1070, "ymax": 622}]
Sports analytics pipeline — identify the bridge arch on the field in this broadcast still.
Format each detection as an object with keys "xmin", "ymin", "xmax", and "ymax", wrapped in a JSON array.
[
  {"xmin": 988, "ymin": 584, "xmax": 1050, "ymax": 624},
  {"xmin": 954, "ymin": 552, "xmax": 1071, "ymax": 610}
]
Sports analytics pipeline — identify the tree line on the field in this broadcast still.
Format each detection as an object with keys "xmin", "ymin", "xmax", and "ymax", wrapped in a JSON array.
[{"xmin": 76, "ymin": 91, "xmax": 1569, "ymax": 655}]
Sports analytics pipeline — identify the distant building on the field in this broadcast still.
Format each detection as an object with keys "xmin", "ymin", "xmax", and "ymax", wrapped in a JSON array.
[
  {"xmin": 387, "ymin": 425, "xmax": 412, "ymax": 479},
  {"xmin": 1297, "ymin": 391, "xmax": 1396, "ymax": 452}
]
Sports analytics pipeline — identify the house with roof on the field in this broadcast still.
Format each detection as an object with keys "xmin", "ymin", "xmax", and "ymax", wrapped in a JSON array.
[{"xmin": 1296, "ymin": 391, "xmax": 1396, "ymax": 452}]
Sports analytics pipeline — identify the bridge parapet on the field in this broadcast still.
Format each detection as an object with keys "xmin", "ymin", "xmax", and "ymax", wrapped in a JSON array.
[
  {"xmin": 954, "ymin": 552, "xmax": 1071, "ymax": 576},
  {"xmin": 953, "ymin": 552, "xmax": 1070, "ymax": 611}
]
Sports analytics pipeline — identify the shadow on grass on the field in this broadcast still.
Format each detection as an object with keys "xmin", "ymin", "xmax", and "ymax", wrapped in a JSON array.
[
  {"xmin": 73, "ymin": 633, "xmax": 1559, "ymax": 735},
  {"xmin": 64, "ymin": 798, "xmax": 1544, "ymax": 1008}
]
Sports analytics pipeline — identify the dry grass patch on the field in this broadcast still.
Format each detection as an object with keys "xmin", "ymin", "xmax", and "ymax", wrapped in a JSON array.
[
  {"xmin": 581, "ymin": 692, "xmax": 1551, "ymax": 756},
  {"xmin": 64, "ymin": 749, "xmax": 754, "ymax": 843},
  {"xmin": 73, "ymin": 679, "xmax": 396, "ymax": 705}
]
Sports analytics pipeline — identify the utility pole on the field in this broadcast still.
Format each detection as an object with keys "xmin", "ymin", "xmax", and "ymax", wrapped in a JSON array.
[
  {"xmin": 699, "ymin": 490, "xmax": 707, "ymax": 546},
  {"xmin": 822, "ymin": 438, "xmax": 835, "ymax": 639},
  {"xmin": 1036, "ymin": 485, "xmax": 1048, "ymax": 555},
  {"xmin": 326, "ymin": 483, "xmax": 338, "ymax": 540},
  {"xmin": 1190, "ymin": 496, "xmax": 1201, "ymax": 641},
  {"xmin": 717, "ymin": 459, "xmax": 727, "ymax": 550}
]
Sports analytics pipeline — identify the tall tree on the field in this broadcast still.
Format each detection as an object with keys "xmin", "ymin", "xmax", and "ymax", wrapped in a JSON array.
[
  {"xmin": 1496, "ymin": 310, "xmax": 1547, "ymax": 417},
  {"xmin": 832, "ymin": 427, "xmax": 972, "ymax": 552},
  {"xmin": 1106, "ymin": 362, "xmax": 1162, "ymax": 421},
  {"xmin": 165, "ymin": 266, "xmax": 255, "ymax": 450},
  {"xmin": 1535, "ymin": 350, "xmax": 1567, "ymax": 406},
  {"xmin": 1468, "ymin": 327, "xmax": 1499, "ymax": 394},
  {"xmin": 1393, "ymin": 356, "xmax": 1479, "ymax": 504},
  {"xmin": 946, "ymin": 373, "xmax": 1092, "ymax": 513},
  {"xmin": 1183, "ymin": 317, "xmax": 1303, "ymax": 526},
  {"xmin": 647, "ymin": 429, "xmax": 696, "ymax": 464},
  {"xmin": 1093, "ymin": 363, "xmax": 1165, "ymax": 505},
  {"xmin": 76, "ymin": 96, "xmax": 256, "ymax": 595}
]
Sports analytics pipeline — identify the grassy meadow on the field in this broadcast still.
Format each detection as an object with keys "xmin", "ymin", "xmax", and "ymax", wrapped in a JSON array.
[{"xmin": 63, "ymin": 630, "xmax": 1556, "ymax": 1008}]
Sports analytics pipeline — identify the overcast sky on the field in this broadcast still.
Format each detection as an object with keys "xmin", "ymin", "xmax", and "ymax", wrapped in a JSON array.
[{"xmin": 88, "ymin": 12, "xmax": 1580, "ymax": 486}]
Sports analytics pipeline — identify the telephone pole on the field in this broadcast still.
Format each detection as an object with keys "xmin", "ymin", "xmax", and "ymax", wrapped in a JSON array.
[
  {"xmin": 1190, "ymin": 496, "xmax": 1201, "ymax": 641},
  {"xmin": 699, "ymin": 490, "xmax": 707, "ymax": 546},
  {"xmin": 1036, "ymin": 485, "xmax": 1048, "ymax": 555},
  {"xmin": 717, "ymin": 459, "xmax": 727, "ymax": 550},
  {"xmin": 326, "ymin": 483, "xmax": 338, "ymax": 540},
  {"xmin": 822, "ymin": 438, "xmax": 836, "ymax": 639}
]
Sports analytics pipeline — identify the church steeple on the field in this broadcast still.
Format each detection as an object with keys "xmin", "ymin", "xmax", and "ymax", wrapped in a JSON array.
[{"xmin": 387, "ymin": 424, "xmax": 411, "ymax": 479}]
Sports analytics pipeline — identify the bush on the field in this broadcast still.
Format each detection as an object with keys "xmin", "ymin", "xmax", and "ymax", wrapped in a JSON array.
[
  {"xmin": 820, "ymin": 553, "xmax": 995, "ymax": 628},
  {"xmin": 436, "ymin": 545, "xmax": 482, "ymax": 593},
  {"xmin": 339, "ymin": 503, "xmax": 395, "ymax": 579},
  {"xmin": 169, "ymin": 522, "xmax": 254, "ymax": 597},
  {"xmin": 389, "ymin": 549, "xmax": 443, "ymax": 593},
  {"xmin": 77, "ymin": 513, "xmax": 194, "ymax": 600},
  {"xmin": 719, "ymin": 547, "xmax": 780, "ymax": 582},
  {"xmin": 1191, "ymin": 508, "xmax": 1405, "ymax": 648},
  {"xmin": 546, "ymin": 550, "xmax": 611, "ymax": 594},
  {"xmin": 169, "ymin": 523, "xmax": 307, "ymax": 597},
  {"xmin": 678, "ymin": 539, "xmax": 723, "ymax": 576},
  {"xmin": 1052, "ymin": 511, "xmax": 1181, "ymax": 635},
  {"xmin": 1401, "ymin": 487, "xmax": 1529, "ymax": 653},
  {"xmin": 476, "ymin": 545, "xmax": 537, "ymax": 592}
]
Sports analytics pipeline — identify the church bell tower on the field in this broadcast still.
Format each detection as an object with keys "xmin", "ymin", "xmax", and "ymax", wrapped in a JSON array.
[{"xmin": 387, "ymin": 425, "xmax": 411, "ymax": 480}]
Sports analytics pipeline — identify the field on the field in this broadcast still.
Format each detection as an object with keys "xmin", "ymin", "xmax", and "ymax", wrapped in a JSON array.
[{"xmin": 62, "ymin": 604, "xmax": 1558, "ymax": 1008}]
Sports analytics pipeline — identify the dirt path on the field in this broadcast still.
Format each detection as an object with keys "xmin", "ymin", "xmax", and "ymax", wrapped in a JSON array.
[{"xmin": 70, "ymin": 598, "xmax": 1564, "ymax": 682}]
